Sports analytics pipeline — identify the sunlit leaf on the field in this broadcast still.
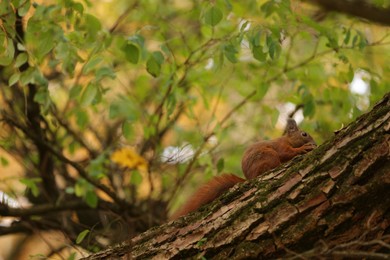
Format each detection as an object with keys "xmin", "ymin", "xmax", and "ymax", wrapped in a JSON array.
[
  {"xmin": 0, "ymin": 38, "xmax": 15, "ymax": 66},
  {"xmin": 8, "ymin": 73, "xmax": 20, "ymax": 86},
  {"xmin": 223, "ymin": 44, "xmax": 238, "ymax": 63},
  {"xmin": 83, "ymin": 56, "xmax": 103, "ymax": 74},
  {"xmin": 84, "ymin": 14, "xmax": 102, "ymax": 36},
  {"xmin": 14, "ymin": 53, "xmax": 28, "ymax": 68},
  {"xmin": 0, "ymin": 156, "xmax": 9, "ymax": 166},
  {"xmin": 80, "ymin": 83, "xmax": 98, "ymax": 107},
  {"xmin": 18, "ymin": 0, "xmax": 31, "ymax": 16},
  {"xmin": 85, "ymin": 190, "xmax": 98, "ymax": 208},
  {"xmin": 69, "ymin": 85, "xmax": 83, "ymax": 100},
  {"xmin": 75, "ymin": 109, "xmax": 89, "ymax": 129},
  {"xmin": 76, "ymin": 230, "xmax": 90, "ymax": 244},
  {"xmin": 130, "ymin": 170, "xmax": 143, "ymax": 185},
  {"xmin": 252, "ymin": 45, "xmax": 266, "ymax": 62},
  {"xmin": 20, "ymin": 178, "xmax": 42, "ymax": 197},
  {"xmin": 122, "ymin": 121, "xmax": 134, "ymax": 141},
  {"xmin": 204, "ymin": 6, "xmax": 223, "ymax": 26}
]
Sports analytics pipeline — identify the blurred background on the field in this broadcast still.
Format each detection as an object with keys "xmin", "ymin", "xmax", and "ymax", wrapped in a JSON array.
[{"xmin": 0, "ymin": 0, "xmax": 389, "ymax": 259}]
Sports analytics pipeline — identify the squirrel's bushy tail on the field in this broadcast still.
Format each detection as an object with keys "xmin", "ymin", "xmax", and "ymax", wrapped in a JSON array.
[{"xmin": 170, "ymin": 174, "xmax": 245, "ymax": 220}]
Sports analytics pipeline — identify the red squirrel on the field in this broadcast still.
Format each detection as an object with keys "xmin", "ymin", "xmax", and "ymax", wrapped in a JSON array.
[{"xmin": 171, "ymin": 119, "xmax": 316, "ymax": 220}]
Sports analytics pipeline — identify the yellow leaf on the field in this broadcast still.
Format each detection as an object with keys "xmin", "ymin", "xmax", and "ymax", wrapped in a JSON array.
[{"xmin": 111, "ymin": 148, "xmax": 148, "ymax": 171}]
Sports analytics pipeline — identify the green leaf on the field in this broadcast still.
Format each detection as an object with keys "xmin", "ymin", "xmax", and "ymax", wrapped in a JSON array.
[
  {"xmin": 166, "ymin": 93, "xmax": 177, "ymax": 116},
  {"xmin": 8, "ymin": 73, "xmax": 20, "ymax": 86},
  {"xmin": 20, "ymin": 67, "xmax": 35, "ymax": 86},
  {"xmin": 204, "ymin": 6, "xmax": 223, "ymax": 26},
  {"xmin": 122, "ymin": 43, "xmax": 139, "ymax": 64},
  {"xmin": 223, "ymin": 44, "xmax": 238, "ymax": 63},
  {"xmin": 303, "ymin": 98, "xmax": 315, "ymax": 117},
  {"xmin": 343, "ymin": 29, "xmax": 351, "ymax": 44},
  {"xmin": 75, "ymin": 181, "xmax": 85, "ymax": 197},
  {"xmin": 152, "ymin": 51, "xmax": 164, "ymax": 64},
  {"xmin": 197, "ymin": 237, "xmax": 208, "ymax": 246},
  {"xmin": 95, "ymin": 67, "xmax": 116, "ymax": 81},
  {"xmin": 130, "ymin": 170, "xmax": 143, "ymax": 185},
  {"xmin": 18, "ymin": 0, "xmax": 31, "ymax": 16},
  {"xmin": 75, "ymin": 109, "xmax": 89, "ymax": 129},
  {"xmin": 261, "ymin": 1, "xmax": 272, "ymax": 16},
  {"xmin": 109, "ymin": 97, "xmax": 137, "ymax": 120},
  {"xmin": 80, "ymin": 83, "xmax": 98, "ymax": 107},
  {"xmin": 85, "ymin": 190, "xmax": 98, "ymax": 208},
  {"xmin": 83, "ymin": 56, "xmax": 103, "ymax": 74},
  {"xmin": 14, "ymin": 53, "xmax": 28, "ymax": 68},
  {"xmin": 69, "ymin": 85, "xmax": 83, "ymax": 100},
  {"xmin": 67, "ymin": 252, "xmax": 77, "ymax": 260},
  {"xmin": 256, "ymin": 82, "xmax": 270, "ymax": 100},
  {"xmin": 338, "ymin": 54, "xmax": 349, "ymax": 64},
  {"xmin": 358, "ymin": 34, "xmax": 368, "ymax": 50},
  {"xmin": 33, "ymin": 87, "xmax": 50, "ymax": 105},
  {"xmin": 84, "ymin": 14, "xmax": 102, "ymax": 36},
  {"xmin": 34, "ymin": 86, "xmax": 51, "ymax": 114},
  {"xmin": 76, "ymin": 230, "xmax": 90, "ymax": 244},
  {"xmin": 20, "ymin": 178, "xmax": 41, "ymax": 197},
  {"xmin": 65, "ymin": 187, "xmax": 75, "ymax": 194},
  {"xmin": 240, "ymin": 21, "xmax": 249, "ymax": 32},
  {"xmin": 88, "ymin": 152, "xmax": 108, "ymax": 179},
  {"xmin": 217, "ymin": 158, "xmax": 224, "ymax": 173},
  {"xmin": 122, "ymin": 120, "xmax": 134, "ymax": 141},
  {"xmin": 266, "ymin": 35, "xmax": 280, "ymax": 60},
  {"xmin": 127, "ymin": 34, "xmax": 145, "ymax": 47},
  {"xmin": 146, "ymin": 55, "xmax": 161, "ymax": 77},
  {"xmin": 0, "ymin": 38, "xmax": 15, "ymax": 66},
  {"xmin": 348, "ymin": 65, "xmax": 354, "ymax": 82},
  {"xmin": 252, "ymin": 45, "xmax": 266, "ymax": 62},
  {"xmin": 72, "ymin": 2, "xmax": 84, "ymax": 14},
  {"xmin": 298, "ymin": 85, "xmax": 316, "ymax": 118},
  {"xmin": 37, "ymin": 31, "xmax": 56, "ymax": 61},
  {"xmin": 0, "ymin": 156, "xmax": 9, "ymax": 166}
]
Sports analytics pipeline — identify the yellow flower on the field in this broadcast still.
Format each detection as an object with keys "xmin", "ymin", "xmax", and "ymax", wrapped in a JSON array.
[{"xmin": 111, "ymin": 148, "xmax": 148, "ymax": 171}]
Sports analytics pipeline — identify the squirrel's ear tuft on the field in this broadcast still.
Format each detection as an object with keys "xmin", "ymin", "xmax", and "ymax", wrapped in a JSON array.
[{"xmin": 286, "ymin": 118, "xmax": 299, "ymax": 134}]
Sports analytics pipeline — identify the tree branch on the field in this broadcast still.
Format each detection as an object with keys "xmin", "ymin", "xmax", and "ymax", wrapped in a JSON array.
[
  {"xmin": 307, "ymin": 0, "xmax": 390, "ymax": 26},
  {"xmin": 0, "ymin": 223, "xmax": 31, "ymax": 236},
  {"xmin": 0, "ymin": 200, "xmax": 119, "ymax": 217},
  {"xmin": 2, "ymin": 115, "xmax": 129, "ymax": 208}
]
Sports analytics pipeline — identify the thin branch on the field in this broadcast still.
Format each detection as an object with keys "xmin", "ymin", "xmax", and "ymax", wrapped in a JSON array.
[
  {"xmin": 109, "ymin": 1, "xmax": 139, "ymax": 33},
  {"xmin": 0, "ymin": 200, "xmax": 118, "ymax": 217},
  {"xmin": 307, "ymin": 0, "xmax": 390, "ymax": 26},
  {"xmin": 167, "ymin": 134, "xmax": 213, "ymax": 206},
  {"xmin": 51, "ymin": 108, "xmax": 99, "ymax": 158}
]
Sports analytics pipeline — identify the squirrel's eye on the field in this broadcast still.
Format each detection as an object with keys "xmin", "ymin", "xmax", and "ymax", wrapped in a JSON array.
[{"xmin": 301, "ymin": 132, "xmax": 307, "ymax": 137}]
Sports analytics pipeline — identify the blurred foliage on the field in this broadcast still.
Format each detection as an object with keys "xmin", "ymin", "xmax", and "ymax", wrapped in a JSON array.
[{"xmin": 0, "ymin": 0, "xmax": 389, "ymax": 256}]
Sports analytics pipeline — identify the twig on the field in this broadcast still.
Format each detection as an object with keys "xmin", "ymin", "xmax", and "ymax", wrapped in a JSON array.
[
  {"xmin": 109, "ymin": 2, "xmax": 139, "ymax": 33},
  {"xmin": 51, "ymin": 107, "xmax": 99, "ymax": 157},
  {"xmin": 167, "ymin": 134, "xmax": 213, "ymax": 206}
]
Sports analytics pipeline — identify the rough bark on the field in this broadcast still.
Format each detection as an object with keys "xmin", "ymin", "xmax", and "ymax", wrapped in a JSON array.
[{"xmin": 84, "ymin": 93, "xmax": 390, "ymax": 259}]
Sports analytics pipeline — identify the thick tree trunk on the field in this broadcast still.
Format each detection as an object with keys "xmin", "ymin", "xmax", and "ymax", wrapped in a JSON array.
[{"xmin": 84, "ymin": 93, "xmax": 390, "ymax": 259}]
